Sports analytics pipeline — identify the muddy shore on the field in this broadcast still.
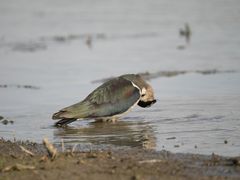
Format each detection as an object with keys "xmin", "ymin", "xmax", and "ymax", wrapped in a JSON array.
[{"xmin": 0, "ymin": 139, "xmax": 239, "ymax": 180}]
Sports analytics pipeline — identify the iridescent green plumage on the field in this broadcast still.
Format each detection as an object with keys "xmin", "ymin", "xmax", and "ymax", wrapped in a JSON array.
[{"xmin": 52, "ymin": 74, "xmax": 156, "ymax": 126}]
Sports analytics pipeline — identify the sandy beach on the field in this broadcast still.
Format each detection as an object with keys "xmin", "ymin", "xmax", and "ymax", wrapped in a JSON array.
[{"xmin": 0, "ymin": 139, "xmax": 240, "ymax": 180}]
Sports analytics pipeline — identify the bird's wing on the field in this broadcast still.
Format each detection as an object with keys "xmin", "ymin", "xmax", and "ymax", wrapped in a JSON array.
[
  {"xmin": 53, "ymin": 77, "xmax": 141, "ymax": 120},
  {"xmin": 85, "ymin": 77, "xmax": 141, "ymax": 117},
  {"xmin": 87, "ymin": 77, "xmax": 139, "ymax": 104}
]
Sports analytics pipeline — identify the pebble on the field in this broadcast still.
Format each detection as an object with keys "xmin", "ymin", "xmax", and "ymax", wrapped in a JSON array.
[
  {"xmin": 166, "ymin": 137, "xmax": 176, "ymax": 140},
  {"xmin": 1, "ymin": 118, "xmax": 14, "ymax": 125}
]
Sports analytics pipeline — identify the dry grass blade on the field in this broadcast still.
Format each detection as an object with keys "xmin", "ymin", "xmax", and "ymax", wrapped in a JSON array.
[
  {"xmin": 19, "ymin": 145, "xmax": 35, "ymax": 157},
  {"xmin": 2, "ymin": 163, "xmax": 35, "ymax": 172},
  {"xmin": 39, "ymin": 155, "xmax": 48, "ymax": 162},
  {"xmin": 43, "ymin": 138, "xmax": 57, "ymax": 160},
  {"xmin": 61, "ymin": 139, "xmax": 65, "ymax": 152},
  {"xmin": 71, "ymin": 144, "xmax": 78, "ymax": 154},
  {"xmin": 138, "ymin": 159, "xmax": 164, "ymax": 164}
]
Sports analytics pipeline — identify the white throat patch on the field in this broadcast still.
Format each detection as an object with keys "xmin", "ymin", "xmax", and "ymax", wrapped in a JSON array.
[
  {"xmin": 142, "ymin": 87, "xmax": 146, "ymax": 95},
  {"xmin": 130, "ymin": 81, "xmax": 146, "ymax": 95},
  {"xmin": 130, "ymin": 81, "xmax": 140, "ymax": 92}
]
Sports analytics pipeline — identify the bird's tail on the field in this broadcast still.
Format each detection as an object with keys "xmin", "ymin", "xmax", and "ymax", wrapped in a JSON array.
[
  {"xmin": 52, "ymin": 101, "xmax": 93, "ymax": 126},
  {"xmin": 54, "ymin": 118, "xmax": 77, "ymax": 127},
  {"xmin": 52, "ymin": 111, "xmax": 77, "ymax": 127}
]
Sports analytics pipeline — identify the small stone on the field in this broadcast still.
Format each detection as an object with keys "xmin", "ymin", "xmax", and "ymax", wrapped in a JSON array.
[
  {"xmin": 174, "ymin": 145, "xmax": 180, "ymax": 148},
  {"xmin": 194, "ymin": 145, "xmax": 197, "ymax": 149},
  {"xmin": 87, "ymin": 153, "xmax": 97, "ymax": 158},
  {"xmin": 2, "ymin": 119, "xmax": 8, "ymax": 125},
  {"xmin": 111, "ymin": 169, "xmax": 115, "ymax": 174},
  {"xmin": 177, "ymin": 45, "xmax": 185, "ymax": 50},
  {"xmin": 0, "ymin": 85, "xmax": 7, "ymax": 88},
  {"xmin": 76, "ymin": 159, "xmax": 85, "ymax": 164},
  {"xmin": 230, "ymin": 158, "xmax": 240, "ymax": 166},
  {"xmin": 0, "ymin": 116, "xmax": 4, "ymax": 120},
  {"xmin": 131, "ymin": 175, "xmax": 140, "ymax": 180},
  {"xmin": 224, "ymin": 140, "xmax": 228, "ymax": 144},
  {"xmin": 39, "ymin": 155, "xmax": 48, "ymax": 162}
]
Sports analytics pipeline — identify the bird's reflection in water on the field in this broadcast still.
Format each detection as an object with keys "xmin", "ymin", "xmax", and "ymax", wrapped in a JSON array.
[{"xmin": 53, "ymin": 119, "xmax": 156, "ymax": 150}]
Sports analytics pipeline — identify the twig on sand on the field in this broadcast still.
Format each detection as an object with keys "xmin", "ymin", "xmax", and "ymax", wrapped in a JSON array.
[
  {"xmin": 19, "ymin": 145, "xmax": 35, "ymax": 157},
  {"xmin": 71, "ymin": 144, "xmax": 78, "ymax": 154},
  {"xmin": 61, "ymin": 139, "xmax": 65, "ymax": 152},
  {"xmin": 39, "ymin": 155, "xmax": 48, "ymax": 162},
  {"xmin": 138, "ymin": 159, "xmax": 164, "ymax": 164},
  {"xmin": 2, "ymin": 163, "xmax": 35, "ymax": 172},
  {"xmin": 43, "ymin": 138, "xmax": 57, "ymax": 160}
]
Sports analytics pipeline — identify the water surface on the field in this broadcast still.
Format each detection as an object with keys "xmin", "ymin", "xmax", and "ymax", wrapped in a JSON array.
[{"xmin": 0, "ymin": 0, "xmax": 240, "ymax": 156}]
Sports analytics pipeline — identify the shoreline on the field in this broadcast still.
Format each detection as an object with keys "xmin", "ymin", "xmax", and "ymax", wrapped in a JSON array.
[{"xmin": 0, "ymin": 139, "xmax": 239, "ymax": 180}]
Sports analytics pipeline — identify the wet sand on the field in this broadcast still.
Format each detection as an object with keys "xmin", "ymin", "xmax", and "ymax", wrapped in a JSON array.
[{"xmin": 0, "ymin": 139, "xmax": 239, "ymax": 180}]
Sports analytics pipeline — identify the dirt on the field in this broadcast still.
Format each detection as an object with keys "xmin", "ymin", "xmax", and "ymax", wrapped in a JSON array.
[{"xmin": 0, "ymin": 139, "xmax": 239, "ymax": 180}]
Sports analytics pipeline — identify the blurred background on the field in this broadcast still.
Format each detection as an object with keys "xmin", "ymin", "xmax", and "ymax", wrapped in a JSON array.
[{"xmin": 0, "ymin": 0, "xmax": 240, "ymax": 156}]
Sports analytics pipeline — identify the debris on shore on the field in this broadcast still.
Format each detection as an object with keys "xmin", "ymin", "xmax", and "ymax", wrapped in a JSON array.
[
  {"xmin": 43, "ymin": 138, "xmax": 57, "ymax": 160},
  {"xmin": 2, "ymin": 164, "xmax": 35, "ymax": 172},
  {"xmin": 0, "ymin": 139, "xmax": 239, "ymax": 179}
]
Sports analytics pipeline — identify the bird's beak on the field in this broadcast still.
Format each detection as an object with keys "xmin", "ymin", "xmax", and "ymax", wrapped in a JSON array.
[{"xmin": 138, "ymin": 99, "xmax": 157, "ymax": 108}]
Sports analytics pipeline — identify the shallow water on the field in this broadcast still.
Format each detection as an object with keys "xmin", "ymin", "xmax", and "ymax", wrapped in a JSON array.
[{"xmin": 0, "ymin": 0, "xmax": 240, "ymax": 156}]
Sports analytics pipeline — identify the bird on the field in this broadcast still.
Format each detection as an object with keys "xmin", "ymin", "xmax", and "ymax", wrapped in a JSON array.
[
  {"xmin": 179, "ymin": 23, "xmax": 191, "ymax": 44},
  {"xmin": 52, "ymin": 74, "xmax": 156, "ymax": 126}
]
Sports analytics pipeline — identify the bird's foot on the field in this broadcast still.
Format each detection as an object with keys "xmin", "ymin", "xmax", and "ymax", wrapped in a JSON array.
[{"xmin": 94, "ymin": 117, "xmax": 119, "ymax": 123}]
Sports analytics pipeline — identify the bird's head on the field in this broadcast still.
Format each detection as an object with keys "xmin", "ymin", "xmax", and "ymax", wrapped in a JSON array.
[
  {"xmin": 121, "ymin": 74, "xmax": 157, "ymax": 108},
  {"xmin": 138, "ymin": 84, "xmax": 156, "ymax": 108}
]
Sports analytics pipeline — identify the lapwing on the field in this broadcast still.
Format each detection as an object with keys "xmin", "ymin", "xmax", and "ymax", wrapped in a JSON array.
[{"xmin": 52, "ymin": 74, "xmax": 156, "ymax": 126}]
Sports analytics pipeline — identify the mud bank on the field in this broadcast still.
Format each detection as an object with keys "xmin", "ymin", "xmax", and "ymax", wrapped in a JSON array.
[{"xmin": 0, "ymin": 139, "xmax": 239, "ymax": 180}]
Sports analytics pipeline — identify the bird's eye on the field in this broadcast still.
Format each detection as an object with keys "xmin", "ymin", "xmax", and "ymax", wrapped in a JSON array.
[{"xmin": 141, "ymin": 94, "xmax": 145, "ymax": 97}]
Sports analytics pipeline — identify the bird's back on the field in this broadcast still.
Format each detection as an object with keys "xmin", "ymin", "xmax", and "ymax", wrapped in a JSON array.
[{"xmin": 52, "ymin": 77, "xmax": 141, "ymax": 121}]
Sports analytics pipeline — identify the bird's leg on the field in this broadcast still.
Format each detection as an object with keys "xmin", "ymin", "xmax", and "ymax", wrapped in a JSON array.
[
  {"xmin": 106, "ymin": 117, "xmax": 119, "ymax": 123},
  {"xmin": 94, "ymin": 117, "xmax": 119, "ymax": 123}
]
